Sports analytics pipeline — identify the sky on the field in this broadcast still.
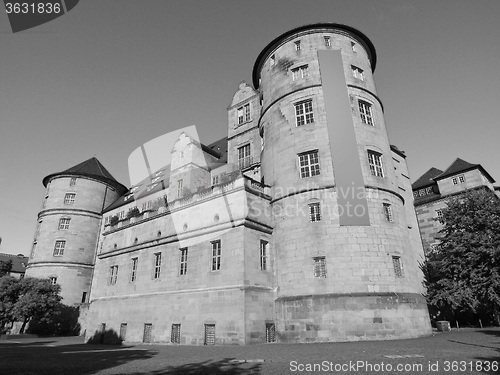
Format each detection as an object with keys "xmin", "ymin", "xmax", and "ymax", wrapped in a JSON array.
[{"xmin": 0, "ymin": 0, "xmax": 499, "ymax": 255}]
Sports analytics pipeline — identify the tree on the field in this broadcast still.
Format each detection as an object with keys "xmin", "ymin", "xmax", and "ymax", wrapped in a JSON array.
[
  {"xmin": 0, "ymin": 276, "xmax": 20, "ymax": 330},
  {"xmin": 0, "ymin": 259, "xmax": 12, "ymax": 277},
  {"xmin": 421, "ymin": 188, "xmax": 500, "ymax": 325}
]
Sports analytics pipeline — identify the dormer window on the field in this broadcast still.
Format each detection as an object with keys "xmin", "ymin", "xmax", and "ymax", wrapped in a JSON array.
[{"xmin": 237, "ymin": 103, "xmax": 251, "ymax": 125}]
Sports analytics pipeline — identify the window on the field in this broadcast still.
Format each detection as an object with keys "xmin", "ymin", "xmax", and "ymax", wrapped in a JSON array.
[
  {"xmin": 436, "ymin": 209, "xmax": 443, "ymax": 220},
  {"xmin": 265, "ymin": 323, "xmax": 276, "ymax": 343},
  {"xmin": 70, "ymin": 177, "xmax": 77, "ymax": 186},
  {"xmin": 109, "ymin": 265, "xmax": 118, "ymax": 285},
  {"xmin": 295, "ymin": 99, "xmax": 314, "ymax": 126},
  {"xmin": 130, "ymin": 258, "xmax": 138, "ymax": 282},
  {"xmin": 143, "ymin": 323, "xmax": 153, "ymax": 343},
  {"xmin": 64, "ymin": 193, "xmax": 75, "ymax": 204},
  {"xmin": 58, "ymin": 218, "xmax": 70, "ymax": 230},
  {"xmin": 179, "ymin": 248, "xmax": 188, "ymax": 275},
  {"xmin": 324, "ymin": 36, "xmax": 331, "ymax": 47},
  {"xmin": 81, "ymin": 292, "xmax": 87, "ymax": 303},
  {"xmin": 171, "ymin": 324, "xmax": 181, "ymax": 344},
  {"xmin": 237, "ymin": 103, "xmax": 251, "ymax": 125},
  {"xmin": 260, "ymin": 240, "xmax": 268, "ymax": 270},
  {"xmin": 291, "ymin": 65, "xmax": 308, "ymax": 80},
  {"xmin": 383, "ymin": 203, "xmax": 393, "ymax": 222},
  {"xmin": 358, "ymin": 100, "xmax": 374, "ymax": 126},
  {"xmin": 299, "ymin": 150, "xmax": 320, "ymax": 178},
  {"xmin": 270, "ymin": 54, "xmax": 275, "ymax": 66},
  {"xmin": 294, "ymin": 40, "xmax": 301, "ymax": 51},
  {"xmin": 392, "ymin": 256, "xmax": 403, "ymax": 277},
  {"xmin": 120, "ymin": 323, "xmax": 127, "ymax": 341},
  {"xmin": 453, "ymin": 175, "xmax": 466, "ymax": 185},
  {"xmin": 309, "ymin": 203, "xmax": 321, "ymax": 222},
  {"xmin": 49, "ymin": 276, "xmax": 57, "ymax": 285},
  {"xmin": 313, "ymin": 257, "xmax": 327, "ymax": 278},
  {"xmin": 211, "ymin": 240, "xmax": 221, "ymax": 271},
  {"xmin": 351, "ymin": 42, "xmax": 356, "ymax": 52},
  {"xmin": 53, "ymin": 240, "xmax": 65, "ymax": 256},
  {"xmin": 153, "ymin": 253, "xmax": 162, "ymax": 279},
  {"xmin": 212, "ymin": 175, "xmax": 219, "ymax": 185},
  {"xmin": 238, "ymin": 144, "xmax": 251, "ymax": 169},
  {"xmin": 177, "ymin": 179, "xmax": 183, "ymax": 198},
  {"xmin": 351, "ymin": 65, "xmax": 364, "ymax": 81},
  {"xmin": 367, "ymin": 151, "xmax": 384, "ymax": 177}
]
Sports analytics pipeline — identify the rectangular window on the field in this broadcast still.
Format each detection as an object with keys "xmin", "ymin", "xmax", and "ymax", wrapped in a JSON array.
[
  {"xmin": 383, "ymin": 203, "xmax": 393, "ymax": 222},
  {"xmin": 294, "ymin": 40, "xmax": 301, "ymax": 51},
  {"xmin": 49, "ymin": 276, "xmax": 57, "ymax": 285},
  {"xmin": 109, "ymin": 265, "xmax": 118, "ymax": 285},
  {"xmin": 154, "ymin": 252, "xmax": 162, "ymax": 279},
  {"xmin": 237, "ymin": 103, "xmax": 251, "ymax": 125},
  {"xmin": 452, "ymin": 177, "xmax": 458, "ymax": 185},
  {"xmin": 130, "ymin": 257, "xmax": 138, "ymax": 282},
  {"xmin": 392, "ymin": 256, "xmax": 403, "ymax": 277},
  {"xmin": 212, "ymin": 175, "xmax": 219, "ymax": 185},
  {"xmin": 309, "ymin": 203, "xmax": 321, "ymax": 222},
  {"xmin": 295, "ymin": 99, "xmax": 314, "ymax": 126},
  {"xmin": 298, "ymin": 150, "xmax": 320, "ymax": 178},
  {"xmin": 313, "ymin": 256, "xmax": 327, "ymax": 278},
  {"xmin": 81, "ymin": 292, "xmax": 87, "ymax": 303},
  {"xmin": 58, "ymin": 218, "xmax": 70, "ymax": 230},
  {"xmin": 367, "ymin": 151, "xmax": 384, "ymax": 177},
  {"xmin": 324, "ymin": 36, "xmax": 331, "ymax": 47},
  {"xmin": 171, "ymin": 324, "xmax": 181, "ymax": 344},
  {"xmin": 177, "ymin": 179, "xmax": 183, "ymax": 198},
  {"xmin": 179, "ymin": 248, "xmax": 188, "ymax": 275},
  {"xmin": 64, "ymin": 193, "xmax": 76, "ymax": 205},
  {"xmin": 291, "ymin": 65, "xmax": 308, "ymax": 81},
  {"xmin": 238, "ymin": 144, "xmax": 251, "ymax": 169},
  {"xmin": 260, "ymin": 240, "xmax": 268, "ymax": 270},
  {"xmin": 351, "ymin": 42, "xmax": 356, "ymax": 52},
  {"xmin": 265, "ymin": 323, "xmax": 276, "ymax": 343},
  {"xmin": 270, "ymin": 54, "xmax": 275, "ymax": 66},
  {"xmin": 351, "ymin": 65, "xmax": 364, "ymax": 81},
  {"xmin": 120, "ymin": 323, "xmax": 127, "ymax": 341},
  {"xmin": 211, "ymin": 240, "xmax": 221, "ymax": 271},
  {"xmin": 53, "ymin": 240, "xmax": 65, "ymax": 256},
  {"xmin": 70, "ymin": 177, "xmax": 77, "ymax": 186},
  {"xmin": 459, "ymin": 175, "xmax": 466, "ymax": 183},
  {"xmin": 436, "ymin": 209, "xmax": 443, "ymax": 220},
  {"xmin": 358, "ymin": 100, "xmax": 374, "ymax": 126},
  {"xmin": 204, "ymin": 324, "xmax": 216, "ymax": 345}
]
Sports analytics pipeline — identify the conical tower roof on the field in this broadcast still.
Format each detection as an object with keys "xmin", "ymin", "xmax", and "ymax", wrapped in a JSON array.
[{"xmin": 42, "ymin": 157, "xmax": 128, "ymax": 194}]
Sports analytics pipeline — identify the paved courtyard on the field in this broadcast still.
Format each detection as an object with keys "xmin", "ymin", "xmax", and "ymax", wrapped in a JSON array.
[{"xmin": 0, "ymin": 328, "xmax": 499, "ymax": 374}]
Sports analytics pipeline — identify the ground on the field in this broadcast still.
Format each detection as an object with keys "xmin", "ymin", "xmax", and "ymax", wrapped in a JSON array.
[{"xmin": 0, "ymin": 328, "xmax": 499, "ymax": 374}]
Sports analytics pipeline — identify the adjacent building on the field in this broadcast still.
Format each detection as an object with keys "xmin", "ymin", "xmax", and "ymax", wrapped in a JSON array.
[
  {"xmin": 0, "ymin": 253, "xmax": 29, "ymax": 279},
  {"xmin": 412, "ymin": 158, "xmax": 499, "ymax": 254}
]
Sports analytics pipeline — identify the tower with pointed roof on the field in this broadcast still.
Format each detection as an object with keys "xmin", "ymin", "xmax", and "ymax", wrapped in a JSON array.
[{"xmin": 25, "ymin": 157, "xmax": 127, "ymax": 305}]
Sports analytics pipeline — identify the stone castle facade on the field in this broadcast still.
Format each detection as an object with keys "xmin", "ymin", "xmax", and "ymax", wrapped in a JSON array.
[{"xmin": 26, "ymin": 23, "xmax": 432, "ymax": 344}]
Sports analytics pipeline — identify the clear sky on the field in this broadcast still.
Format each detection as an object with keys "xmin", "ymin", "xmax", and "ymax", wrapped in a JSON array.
[{"xmin": 0, "ymin": 0, "xmax": 499, "ymax": 255}]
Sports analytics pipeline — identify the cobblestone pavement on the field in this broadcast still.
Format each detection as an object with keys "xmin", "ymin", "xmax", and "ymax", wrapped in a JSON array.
[{"xmin": 0, "ymin": 328, "xmax": 499, "ymax": 374}]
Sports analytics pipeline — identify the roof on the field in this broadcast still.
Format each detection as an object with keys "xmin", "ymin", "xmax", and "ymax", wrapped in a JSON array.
[
  {"xmin": 412, "ymin": 168, "xmax": 443, "ymax": 190},
  {"xmin": 0, "ymin": 253, "xmax": 29, "ymax": 274},
  {"xmin": 252, "ymin": 23, "xmax": 377, "ymax": 89},
  {"xmin": 434, "ymin": 158, "xmax": 495, "ymax": 183},
  {"xmin": 43, "ymin": 157, "xmax": 128, "ymax": 194}
]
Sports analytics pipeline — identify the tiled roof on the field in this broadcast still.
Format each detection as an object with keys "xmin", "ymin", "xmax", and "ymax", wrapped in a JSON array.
[
  {"xmin": 43, "ymin": 157, "xmax": 128, "ymax": 194},
  {"xmin": 434, "ymin": 158, "xmax": 495, "ymax": 183},
  {"xmin": 412, "ymin": 168, "xmax": 443, "ymax": 190},
  {"xmin": 0, "ymin": 253, "xmax": 29, "ymax": 274}
]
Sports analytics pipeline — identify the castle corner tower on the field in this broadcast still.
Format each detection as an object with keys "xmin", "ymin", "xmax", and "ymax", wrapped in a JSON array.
[{"xmin": 26, "ymin": 157, "xmax": 127, "ymax": 305}]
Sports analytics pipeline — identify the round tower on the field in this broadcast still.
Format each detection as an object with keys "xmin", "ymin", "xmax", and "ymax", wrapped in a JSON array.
[
  {"xmin": 26, "ymin": 158, "xmax": 127, "ymax": 305},
  {"xmin": 253, "ymin": 24, "xmax": 431, "ymax": 341}
]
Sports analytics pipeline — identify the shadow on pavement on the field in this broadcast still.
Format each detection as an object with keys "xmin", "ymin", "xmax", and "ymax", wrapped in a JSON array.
[
  {"xmin": 0, "ymin": 340, "xmax": 156, "ymax": 375},
  {"xmin": 474, "ymin": 328, "xmax": 500, "ymax": 368},
  {"xmin": 124, "ymin": 358, "xmax": 261, "ymax": 375}
]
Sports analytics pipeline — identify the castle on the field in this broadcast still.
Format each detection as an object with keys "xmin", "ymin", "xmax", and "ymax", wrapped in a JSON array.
[{"xmin": 26, "ymin": 23, "xmax": 432, "ymax": 344}]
